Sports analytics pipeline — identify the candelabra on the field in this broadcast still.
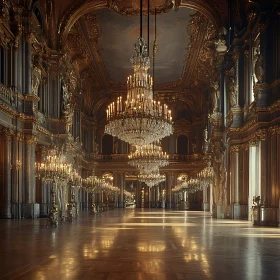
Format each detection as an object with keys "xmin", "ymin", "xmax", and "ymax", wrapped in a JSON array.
[{"xmin": 35, "ymin": 146, "xmax": 72, "ymax": 227}]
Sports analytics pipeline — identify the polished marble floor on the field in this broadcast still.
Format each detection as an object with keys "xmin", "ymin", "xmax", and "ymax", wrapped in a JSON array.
[{"xmin": 0, "ymin": 209, "xmax": 280, "ymax": 280}]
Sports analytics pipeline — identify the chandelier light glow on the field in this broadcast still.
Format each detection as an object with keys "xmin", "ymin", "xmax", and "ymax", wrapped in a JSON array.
[
  {"xmin": 138, "ymin": 169, "xmax": 166, "ymax": 187},
  {"xmin": 105, "ymin": 0, "xmax": 173, "ymax": 146},
  {"xmin": 128, "ymin": 141, "xmax": 169, "ymax": 173}
]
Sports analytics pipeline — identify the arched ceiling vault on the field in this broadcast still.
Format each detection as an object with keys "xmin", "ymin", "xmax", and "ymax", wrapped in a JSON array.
[
  {"xmin": 58, "ymin": 0, "xmax": 225, "ymax": 121},
  {"xmin": 58, "ymin": 0, "xmax": 226, "ymax": 48}
]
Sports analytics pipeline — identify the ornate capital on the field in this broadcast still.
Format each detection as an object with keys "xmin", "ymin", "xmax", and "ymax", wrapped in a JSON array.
[
  {"xmin": 269, "ymin": 125, "xmax": 280, "ymax": 135},
  {"xmin": 230, "ymin": 145, "xmax": 241, "ymax": 154},
  {"xmin": 25, "ymin": 135, "xmax": 38, "ymax": 144},
  {"xmin": 256, "ymin": 128, "xmax": 268, "ymax": 141},
  {"xmin": 14, "ymin": 132, "xmax": 23, "ymax": 141},
  {"xmin": 2, "ymin": 128, "xmax": 13, "ymax": 140},
  {"xmin": 241, "ymin": 142, "xmax": 250, "ymax": 151},
  {"xmin": 249, "ymin": 137, "xmax": 259, "ymax": 147}
]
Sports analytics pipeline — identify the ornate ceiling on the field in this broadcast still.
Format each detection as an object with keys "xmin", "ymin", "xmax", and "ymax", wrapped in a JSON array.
[
  {"xmin": 65, "ymin": 4, "xmax": 221, "ymax": 121},
  {"xmin": 31, "ymin": 0, "xmax": 226, "ymax": 122}
]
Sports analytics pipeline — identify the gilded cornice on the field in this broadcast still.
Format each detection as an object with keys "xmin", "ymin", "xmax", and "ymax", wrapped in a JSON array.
[
  {"xmin": 230, "ymin": 144, "xmax": 241, "ymax": 154},
  {"xmin": 268, "ymin": 125, "xmax": 280, "ymax": 135},
  {"xmin": 25, "ymin": 134, "xmax": 38, "ymax": 144}
]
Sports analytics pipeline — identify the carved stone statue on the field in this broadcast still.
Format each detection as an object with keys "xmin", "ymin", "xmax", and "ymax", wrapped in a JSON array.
[
  {"xmin": 113, "ymin": 137, "xmax": 118, "ymax": 154},
  {"xmin": 62, "ymin": 83, "xmax": 72, "ymax": 112},
  {"xmin": 254, "ymin": 49, "xmax": 264, "ymax": 84},
  {"xmin": 228, "ymin": 77, "xmax": 238, "ymax": 108},
  {"xmin": 32, "ymin": 65, "xmax": 42, "ymax": 96},
  {"xmin": 212, "ymin": 139, "xmax": 225, "ymax": 205},
  {"xmin": 203, "ymin": 128, "xmax": 209, "ymax": 153},
  {"xmin": 211, "ymin": 81, "xmax": 220, "ymax": 112},
  {"xmin": 93, "ymin": 141, "xmax": 99, "ymax": 154},
  {"xmin": 192, "ymin": 142, "xmax": 196, "ymax": 154}
]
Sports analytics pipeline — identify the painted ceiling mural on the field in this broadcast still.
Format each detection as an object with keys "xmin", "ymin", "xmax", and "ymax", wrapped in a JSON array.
[{"xmin": 66, "ymin": 4, "xmax": 218, "ymax": 120}]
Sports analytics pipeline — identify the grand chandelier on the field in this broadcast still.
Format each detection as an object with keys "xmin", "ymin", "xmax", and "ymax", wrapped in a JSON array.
[
  {"xmin": 138, "ymin": 169, "xmax": 166, "ymax": 188},
  {"xmin": 128, "ymin": 141, "xmax": 169, "ymax": 174},
  {"xmin": 105, "ymin": 0, "xmax": 173, "ymax": 146}
]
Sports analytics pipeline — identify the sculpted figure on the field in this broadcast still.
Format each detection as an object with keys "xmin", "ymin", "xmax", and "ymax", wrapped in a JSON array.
[
  {"xmin": 228, "ymin": 77, "xmax": 238, "ymax": 108},
  {"xmin": 32, "ymin": 66, "xmax": 42, "ymax": 96},
  {"xmin": 254, "ymin": 49, "xmax": 264, "ymax": 83},
  {"xmin": 211, "ymin": 81, "xmax": 220, "ymax": 112}
]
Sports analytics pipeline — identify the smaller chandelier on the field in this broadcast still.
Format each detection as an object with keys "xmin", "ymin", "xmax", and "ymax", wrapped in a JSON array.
[
  {"xmin": 128, "ymin": 141, "xmax": 169, "ymax": 174},
  {"xmin": 138, "ymin": 169, "xmax": 166, "ymax": 187}
]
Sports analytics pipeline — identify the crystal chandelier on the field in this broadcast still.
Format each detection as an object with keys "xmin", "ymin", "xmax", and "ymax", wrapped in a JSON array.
[
  {"xmin": 138, "ymin": 169, "xmax": 166, "ymax": 187},
  {"xmin": 128, "ymin": 141, "xmax": 169, "ymax": 174},
  {"xmin": 105, "ymin": 0, "xmax": 173, "ymax": 146}
]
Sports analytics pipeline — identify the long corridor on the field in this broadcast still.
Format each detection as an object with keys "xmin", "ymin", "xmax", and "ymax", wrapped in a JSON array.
[{"xmin": 1, "ymin": 209, "xmax": 280, "ymax": 280}]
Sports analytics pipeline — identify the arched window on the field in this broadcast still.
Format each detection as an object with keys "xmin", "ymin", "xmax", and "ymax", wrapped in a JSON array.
[
  {"xmin": 102, "ymin": 135, "xmax": 113, "ymax": 154},
  {"xmin": 177, "ymin": 135, "xmax": 189, "ymax": 155}
]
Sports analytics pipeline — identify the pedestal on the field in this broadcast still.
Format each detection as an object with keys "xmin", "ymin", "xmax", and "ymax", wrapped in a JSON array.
[
  {"xmin": 22, "ymin": 203, "xmax": 40, "ymax": 218},
  {"xmin": 233, "ymin": 203, "xmax": 241, "ymax": 219},
  {"xmin": 203, "ymin": 202, "xmax": 210, "ymax": 211},
  {"xmin": 217, "ymin": 204, "xmax": 224, "ymax": 219},
  {"xmin": 252, "ymin": 206, "xmax": 279, "ymax": 226}
]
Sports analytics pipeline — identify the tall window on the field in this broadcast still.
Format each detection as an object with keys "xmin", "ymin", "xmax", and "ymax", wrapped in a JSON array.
[{"xmin": 177, "ymin": 135, "xmax": 189, "ymax": 155}]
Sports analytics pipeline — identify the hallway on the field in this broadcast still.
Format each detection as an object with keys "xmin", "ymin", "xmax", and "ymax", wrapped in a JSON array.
[{"xmin": 1, "ymin": 209, "xmax": 280, "ymax": 280}]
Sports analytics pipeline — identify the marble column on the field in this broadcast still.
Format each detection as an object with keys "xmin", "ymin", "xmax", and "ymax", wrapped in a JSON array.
[
  {"xmin": 231, "ymin": 146, "xmax": 241, "ymax": 219},
  {"xmin": 23, "ymin": 135, "xmax": 39, "ymax": 218},
  {"xmin": 11, "ymin": 132, "xmax": 23, "ymax": 218},
  {"xmin": 155, "ymin": 186, "xmax": 160, "ymax": 208},
  {"xmin": 231, "ymin": 53, "xmax": 243, "ymax": 128},
  {"xmin": 259, "ymin": 133, "xmax": 269, "ymax": 206},
  {"xmin": 24, "ymin": 39, "xmax": 32, "ymax": 95},
  {"xmin": 1, "ymin": 129, "xmax": 12, "ymax": 218},
  {"xmin": 203, "ymin": 184, "xmax": 210, "ymax": 211},
  {"xmin": 136, "ymin": 181, "xmax": 142, "ymax": 208},
  {"xmin": 166, "ymin": 173, "xmax": 173, "ymax": 209},
  {"xmin": 119, "ymin": 173, "xmax": 125, "ymax": 208}
]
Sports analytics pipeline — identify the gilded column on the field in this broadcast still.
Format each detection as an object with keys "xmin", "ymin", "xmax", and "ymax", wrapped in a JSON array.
[
  {"xmin": 258, "ymin": 129, "xmax": 269, "ymax": 206},
  {"xmin": 23, "ymin": 135, "xmax": 39, "ymax": 218},
  {"xmin": 166, "ymin": 172, "xmax": 173, "ymax": 209},
  {"xmin": 1, "ymin": 129, "xmax": 13, "ymax": 218},
  {"xmin": 136, "ymin": 181, "xmax": 142, "ymax": 208},
  {"xmin": 203, "ymin": 184, "xmax": 210, "ymax": 211},
  {"xmin": 230, "ymin": 145, "xmax": 241, "ymax": 219},
  {"xmin": 119, "ymin": 173, "xmax": 125, "ymax": 208},
  {"xmin": 11, "ymin": 132, "xmax": 23, "ymax": 218}
]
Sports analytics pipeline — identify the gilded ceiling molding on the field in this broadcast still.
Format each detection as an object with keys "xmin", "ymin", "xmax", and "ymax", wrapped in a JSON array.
[
  {"xmin": 58, "ymin": 0, "xmax": 106, "ymax": 48},
  {"xmin": 58, "ymin": 0, "xmax": 224, "ymax": 49},
  {"xmin": 180, "ymin": 0, "xmax": 224, "ymax": 31}
]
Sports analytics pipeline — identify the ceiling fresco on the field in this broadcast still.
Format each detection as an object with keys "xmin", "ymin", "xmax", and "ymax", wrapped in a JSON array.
[
  {"xmin": 66, "ymin": 3, "xmax": 218, "ymax": 120},
  {"xmin": 95, "ymin": 7, "xmax": 193, "ymax": 84}
]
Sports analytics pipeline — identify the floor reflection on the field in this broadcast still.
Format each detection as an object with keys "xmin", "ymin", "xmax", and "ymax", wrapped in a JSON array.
[{"xmin": 0, "ymin": 209, "xmax": 280, "ymax": 280}]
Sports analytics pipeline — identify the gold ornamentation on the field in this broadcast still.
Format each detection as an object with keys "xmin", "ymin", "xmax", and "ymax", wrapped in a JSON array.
[
  {"xmin": 268, "ymin": 125, "xmax": 280, "ymax": 135},
  {"xmin": 230, "ymin": 145, "xmax": 241, "ymax": 154},
  {"xmin": 25, "ymin": 135, "xmax": 38, "ymax": 144},
  {"xmin": 256, "ymin": 128, "xmax": 267, "ymax": 141},
  {"xmin": 249, "ymin": 137, "xmax": 259, "ymax": 147}
]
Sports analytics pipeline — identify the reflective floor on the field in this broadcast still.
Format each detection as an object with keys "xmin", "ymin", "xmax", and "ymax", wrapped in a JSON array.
[{"xmin": 1, "ymin": 209, "xmax": 280, "ymax": 280}]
